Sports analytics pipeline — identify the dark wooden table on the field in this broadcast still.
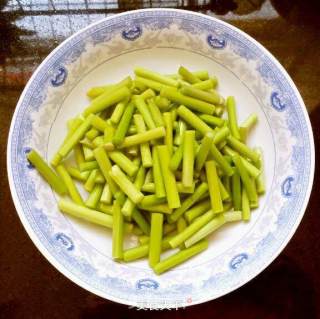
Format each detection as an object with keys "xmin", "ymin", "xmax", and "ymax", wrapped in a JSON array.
[{"xmin": 1, "ymin": 1, "xmax": 319, "ymax": 318}]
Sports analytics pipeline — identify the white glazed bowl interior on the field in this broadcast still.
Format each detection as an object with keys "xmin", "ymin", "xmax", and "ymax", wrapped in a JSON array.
[{"xmin": 7, "ymin": 9, "xmax": 314, "ymax": 308}]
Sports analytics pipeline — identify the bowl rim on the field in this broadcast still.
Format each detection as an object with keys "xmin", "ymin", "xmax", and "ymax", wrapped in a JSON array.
[{"xmin": 7, "ymin": 8, "xmax": 315, "ymax": 308}]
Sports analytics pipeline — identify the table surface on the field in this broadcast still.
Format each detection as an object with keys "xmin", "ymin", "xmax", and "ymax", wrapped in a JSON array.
[{"xmin": 1, "ymin": 1, "xmax": 319, "ymax": 318}]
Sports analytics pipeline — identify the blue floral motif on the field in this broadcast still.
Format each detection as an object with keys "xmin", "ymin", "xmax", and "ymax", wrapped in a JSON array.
[
  {"xmin": 229, "ymin": 253, "xmax": 249, "ymax": 270},
  {"xmin": 281, "ymin": 176, "xmax": 294, "ymax": 197},
  {"xmin": 122, "ymin": 26, "xmax": 142, "ymax": 41},
  {"xmin": 271, "ymin": 92, "xmax": 286, "ymax": 111},
  {"xmin": 55, "ymin": 233, "xmax": 75, "ymax": 251},
  {"xmin": 24, "ymin": 147, "xmax": 34, "ymax": 169},
  {"xmin": 51, "ymin": 66, "xmax": 67, "ymax": 87},
  {"xmin": 136, "ymin": 278, "xmax": 159, "ymax": 290},
  {"xmin": 207, "ymin": 34, "xmax": 226, "ymax": 49}
]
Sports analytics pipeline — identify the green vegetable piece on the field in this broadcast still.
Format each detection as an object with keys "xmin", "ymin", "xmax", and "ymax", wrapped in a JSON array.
[
  {"xmin": 104, "ymin": 127, "xmax": 166, "ymax": 151},
  {"xmin": 173, "ymin": 120, "xmax": 187, "ymax": 146},
  {"xmin": 94, "ymin": 170, "xmax": 105, "ymax": 184},
  {"xmin": 163, "ymin": 112, "xmax": 173, "ymax": 154},
  {"xmin": 226, "ymin": 96, "xmax": 241, "ymax": 140},
  {"xmin": 139, "ymin": 235, "xmax": 150, "ymax": 245},
  {"xmin": 80, "ymin": 137, "xmax": 94, "ymax": 149},
  {"xmin": 124, "ymin": 244, "xmax": 149, "ymax": 262},
  {"xmin": 52, "ymin": 114, "xmax": 94, "ymax": 165},
  {"xmin": 67, "ymin": 117, "xmax": 83, "ymax": 131},
  {"xmin": 199, "ymin": 114, "xmax": 225, "ymax": 128},
  {"xmin": 87, "ymin": 86, "xmax": 112, "ymax": 99},
  {"xmin": 231, "ymin": 169, "xmax": 242, "ymax": 210},
  {"xmin": 109, "ymin": 165, "xmax": 144, "ymax": 204},
  {"xmin": 195, "ymin": 132, "xmax": 214, "ymax": 171},
  {"xmin": 141, "ymin": 183, "xmax": 155, "ymax": 193},
  {"xmin": 122, "ymin": 165, "xmax": 146, "ymax": 217},
  {"xmin": 163, "ymin": 223, "xmax": 176, "ymax": 235},
  {"xmin": 170, "ymin": 143, "xmax": 183, "ymax": 172},
  {"xmin": 112, "ymin": 101, "xmax": 135, "ymax": 146},
  {"xmin": 112, "ymin": 198, "xmax": 124, "ymax": 260},
  {"xmin": 215, "ymin": 106, "xmax": 224, "ymax": 117},
  {"xmin": 157, "ymin": 145, "xmax": 181, "ymax": 209},
  {"xmin": 83, "ymin": 86, "xmax": 131, "ymax": 117},
  {"xmin": 93, "ymin": 147, "xmax": 118, "ymax": 195},
  {"xmin": 209, "ymin": 76, "xmax": 218, "ymax": 88},
  {"xmin": 140, "ymin": 194, "xmax": 166, "ymax": 206},
  {"xmin": 66, "ymin": 166, "xmax": 90, "ymax": 182},
  {"xmin": 58, "ymin": 198, "xmax": 132, "ymax": 232},
  {"xmin": 192, "ymin": 70, "xmax": 209, "ymax": 81},
  {"xmin": 177, "ymin": 216, "xmax": 188, "ymax": 250},
  {"xmin": 242, "ymin": 188, "xmax": 251, "ymax": 221},
  {"xmin": 132, "ymin": 226, "xmax": 144, "ymax": 236},
  {"xmin": 178, "ymin": 66, "xmax": 201, "ymax": 84},
  {"xmin": 223, "ymin": 146, "xmax": 261, "ymax": 178},
  {"xmin": 54, "ymin": 118, "xmax": 84, "ymax": 164},
  {"xmin": 83, "ymin": 145, "xmax": 94, "ymax": 161},
  {"xmin": 205, "ymin": 161, "xmax": 223, "ymax": 213},
  {"xmin": 86, "ymin": 76, "xmax": 132, "ymax": 98},
  {"xmin": 86, "ymin": 128, "xmax": 100, "ymax": 140},
  {"xmin": 84, "ymin": 169, "xmax": 97, "ymax": 192},
  {"xmin": 85, "ymin": 184, "xmax": 103, "ymax": 209},
  {"xmin": 97, "ymin": 203, "xmax": 113, "ymax": 215},
  {"xmin": 184, "ymin": 215, "xmax": 225, "ymax": 248},
  {"xmin": 169, "ymin": 210, "xmax": 215, "ymax": 248},
  {"xmin": 210, "ymin": 143, "xmax": 234, "ymax": 176},
  {"xmin": 181, "ymin": 85, "xmax": 224, "ymax": 105},
  {"xmin": 255, "ymin": 147, "xmax": 266, "ymax": 194},
  {"xmin": 182, "ymin": 130, "xmax": 195, "ymax": 187},
  {"xmin": 213, "ymin": 126, "xmax": 230, "ymax": 145},
  {"xmin": 232, "ymin": 154, "xmax": 258, "ymax": 203},
  {"xmin": 104, "ymin": 121, "xmax": 115, "ymax": 143},
  {"xmin": 132, "ymin": 208, "xmax": 150, "ymax": 235},
  {"xmin": 168, "ymin": 182, "xmax": 208, "ymax": 223},
  {"xmin": 161, "ymin": 88, "xmax": 215, "ymax": 115},
  {"xmin": 56, "ymin": 164, "xmax": 84, "ymax": 205},
  {"xmin": 134, "ymin": 67, "xmax": 179, "ymax": 87},
  {"xmin": 134, "ymin": 96, "xmax": 156, "ymax": 130},
  {"xmin": 138, "ymin": 88, "xmax": 156, "ymax": 100},
  {"xmin": 184, "ymin": 199, "xmax": 211, "ymax": 223},
  {"xmin": 149, "ymin": 213, "xmax": 164, "ymax": 268},
  {"xmin": 108, "ymin": 151, "xmax": 138, "ymax": 177},
  {"xmin": 153, "ymin": 240, "xmax": 209, "ymax": 274},
  {"xmin": 74, "ymin": 144, "xmax": 85, "ymax": 168},
  {"xmin": 239, "ymin": 113, "xmax": 258, "ymax": 142},
  {"xmin": 177, "ymin": 105, "xmax": 213, "ymax": 136},
  {"xmin": 227, "ymin": 136, "xmax": 260, "ymax": 163},
  {"xmin": 79, "ymin": 160, "xmax": 99, "ymax": 172},
  {"xmin": 154, "ymin": 96, "xmax": 171, "ymax": 111},
  {"xmin": 138, "ymin": 203, "xmax": 172, "ymax": 214},
  {"xmin": 27, "ymin": 150, "xmax": 67, "ymax": 195},
  {"xmin": 192, "ymin": 78, "xmax": 215, "ymax": 90},
  {"xmin": 110, "ymin": 98, "xmax": 129, "ymax": 125},
  {"xmin": 218, "ymin": 178, "xmax": 230, "ymax": 201},
  {"xmin": 141, "ymin": 182, "xmax": 195, "ymax": 194},
  {"xmin": 152, "ymin": 147, "xmax": 166, "ymax": 198},
  {"xmin": 127, "ymin": 125, "xmax": 137, "ymax": 135},
  {"xmin": 92, "ymin": 136, "xmax": 104, "ymax": 148},
  {"xmin": 144, "ymin": 168, "xmax": 153, "ymax": 184},
  {"xmin": 223, "ymin": 210, "xmax": 242, "ymax": 222},
  {"xmin": 135, "ymin": 76, "xmax": 170, "ymax": 92},
  {"xmin": 123, "ymin": 233, "xmax": 175, "ymax": 262},
  {"xmin": 133, "ymin": 114, "xmax": 153, "ymax": 168},
  {"xmin": 101, "ymin": 183, "xmax": 112, "ymax": 204},
  {"xmin": 147, "ymin": 98, "xmax": 164, "ymax": 127},
  {"xmin": 91, "ymin": 114, "xmax": 108, "ymax": 132}
]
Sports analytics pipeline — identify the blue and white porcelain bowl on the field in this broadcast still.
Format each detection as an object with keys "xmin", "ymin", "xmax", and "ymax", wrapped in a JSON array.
[{"xmin": 7, "ymin": 9, "xmax": 314, "ymax": 309}]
